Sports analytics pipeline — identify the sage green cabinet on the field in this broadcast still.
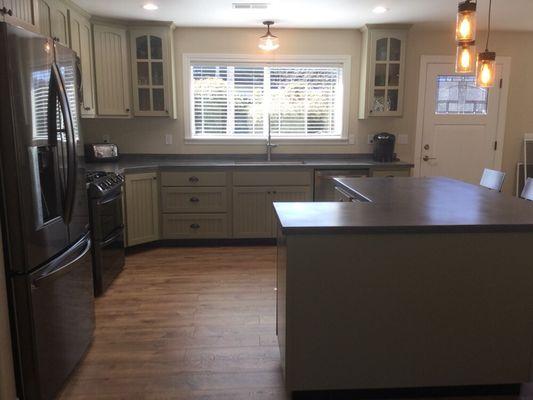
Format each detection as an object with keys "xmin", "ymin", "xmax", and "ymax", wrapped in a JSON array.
[
  {"xmin": 124, "ymin": 172, "xmax": 159, "ymax": 247},
  {"xmin": 233, "ymin": 186, "xmax": 312, "ymax": 238},
  {"xmin": 93, "ymin": 23, "xmax": 131, "ymax": 117},
  {"xmin": 68, "ymin": 9, "xmax": 95, "ymax": 117},
  {"xmin": 129, "ymin": 26, "xmax": 176, "ymax": 118},
  {"xmin": 1, "ymin": 0, "xmax": 38, "ymax": 31}
]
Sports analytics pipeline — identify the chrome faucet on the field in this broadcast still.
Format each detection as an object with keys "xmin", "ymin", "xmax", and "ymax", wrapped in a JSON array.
[{"xmin": 266, "ymin": 115, "xmax": 277, "ymax": 161}]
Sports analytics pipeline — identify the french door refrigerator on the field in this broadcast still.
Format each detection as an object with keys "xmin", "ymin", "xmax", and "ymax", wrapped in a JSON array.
[{"xmin": 0, "ymin": 23, "xmax": 94, "ymax": 400}]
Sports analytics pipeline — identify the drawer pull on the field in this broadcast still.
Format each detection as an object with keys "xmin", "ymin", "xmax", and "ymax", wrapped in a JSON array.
[
  {"xmin": 190, "ymin": 223, "xmax": 200, "ymax": 229},
  {"xmin": 189, "ymin": 197, "xmax": 200, "ymax": 203},
  {"xmin": 189, "ymin": 176, "xmax": 199, "ymax": 183}
]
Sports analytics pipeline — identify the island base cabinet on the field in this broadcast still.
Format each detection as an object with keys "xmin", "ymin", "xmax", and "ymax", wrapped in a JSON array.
[
  {"xmin": 124, "ymin": 173, "xmax": 159, "ymax": 247},
  {"xmin": 278, "ymin": 231, "xmax": 533, "ymax": 392}
]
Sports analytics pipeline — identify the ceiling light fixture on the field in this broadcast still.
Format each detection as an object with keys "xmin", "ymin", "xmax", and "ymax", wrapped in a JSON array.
[
  {"xmin": 372, "ymin": 5, "xmax": 388, "ymax": 14},
  {"xmin": 476, "ymin": 0, "xmax": 496, "ymax": 88},
  {"xmin": 455, "ymin": 41, "xmax": 476, "ymax": 73},
  {"xmin": 455, "ymin": 0, "xmax": 477, "ymax": 42},
  {"xmin": 142, "ymin": 3, "xmax": 158, "ymax": 11},
  {"xmin": 258, "ymin": 21, "xmax": 279, "ymax": 51}
]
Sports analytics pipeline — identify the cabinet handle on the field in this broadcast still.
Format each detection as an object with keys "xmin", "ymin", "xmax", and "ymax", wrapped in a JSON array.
[
  {"xmin": 190, "ymin": 223, "xmax": 200, "ymax": 229},
  {"xmin": 125, "ymin": 108, "xmax": 130, "ymax": 112},
  {"xmin": 272, "ymin": 190, "xmax": 277, "ymax": 194},
  {"xmin": 6, "ymin": 8, "xmax": 13, "ymax": 16},
  {"xmin": 84, "ymin": 107, "xmax": 91, "ymax": 111},
  {"xmin": 189, "ymin": 176, "xmax": 199, "ymax": 183},
  {"xmin": 189, "ymin": 197, "xmax": 199, "ymax": 203},
  {"xmin": 53, "ymin": 37, "xmax": 60, "ymax": 42}
]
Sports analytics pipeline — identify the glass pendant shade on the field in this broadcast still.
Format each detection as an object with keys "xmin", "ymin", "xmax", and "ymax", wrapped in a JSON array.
[
  {"xmin": 476, "ymin": 51, "xmax": 496, "ymax": 88},
  {"xmin": 455, "ymin": 0, "xmax": 477, "ymax": 42},
  {"xmin": 258, "ymin": 21, "xmax": 279, "ymax": 51},
  {"xmin": 455, "ymin": 41, "xmax": 476, "ymax": 73}
]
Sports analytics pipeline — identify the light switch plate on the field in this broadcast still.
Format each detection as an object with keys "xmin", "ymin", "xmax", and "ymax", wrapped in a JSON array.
[
  {"xmin": 165, "ymin": 134, "xmax": 173, "ymax": 145},
  {"xmin": 398, "ymin": 134, "xmax": 409, "ymax": 145},
  {"xmin": 102, "ymin": 134, "xmax": 110, "ymax": 143},
  {"xmin": 367, "ymin": 134, "xmax": 374, "ymax": 145}
]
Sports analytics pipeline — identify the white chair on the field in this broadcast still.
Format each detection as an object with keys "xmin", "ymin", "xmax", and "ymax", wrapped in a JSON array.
[
  {"xmin": 521, "ymin": 177, "xmax": 533, "ymax": 200},
  {"xmin": 480, "ymin": 168, "xmax": 505, "ymax": 192}
]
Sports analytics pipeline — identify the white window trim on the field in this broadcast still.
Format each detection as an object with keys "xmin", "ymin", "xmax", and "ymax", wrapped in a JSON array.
[{"xmin": 182, "ymin": 53, "xmax": 352, "ymax": 145}]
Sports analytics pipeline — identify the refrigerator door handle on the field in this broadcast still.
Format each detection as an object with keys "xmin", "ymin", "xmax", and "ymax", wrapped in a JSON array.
[
  {"xmin": 32, "ymin": 235, "xmax": 91, "ymax": 288},
  {"xmin": 51, "ymin": 63, "xmax": 77, "ymax": 225}
]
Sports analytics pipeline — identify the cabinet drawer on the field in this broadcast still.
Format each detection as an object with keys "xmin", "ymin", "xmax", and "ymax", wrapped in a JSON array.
[
  {"xmin": 162, "ymin": 214, "xmax": 228, "ymax": 239},
  {"xmin": 161, "ymin": 171, "xmax": 227, "ymax": 187},
  {"xmin": 161, "ymin": 188, "xmax": 227, "ymax": 213},
  {"xmin": 372, "ymin": 169, "xmax": 411, "ymax": 177},
  {"xmin": 233, "ymin": 171, "xmax": 312, "ymax": 186}
]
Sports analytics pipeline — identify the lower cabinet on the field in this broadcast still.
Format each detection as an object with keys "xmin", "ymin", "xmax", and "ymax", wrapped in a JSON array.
[
  {"xmin": 124, "ymin": 172, "xmax": 159, "ymax": 247},
  {"xmin": 233, "ymin": 186, "xmax": 312, "ymax": 239}
]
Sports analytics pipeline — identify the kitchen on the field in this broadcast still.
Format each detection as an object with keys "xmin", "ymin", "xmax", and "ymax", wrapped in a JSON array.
[{"xmin": 1, "ymin": 0, "xmax": 533, "ymax": 399}]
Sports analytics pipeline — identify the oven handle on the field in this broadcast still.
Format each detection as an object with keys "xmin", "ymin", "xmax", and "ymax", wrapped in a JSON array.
[
  {"xmin": 97, "ymin": 191, "xmax": 123, "ymax": 206},
  {"xmin": 101, "ymin": 227, "xmax": 124, "ymax": 246}
]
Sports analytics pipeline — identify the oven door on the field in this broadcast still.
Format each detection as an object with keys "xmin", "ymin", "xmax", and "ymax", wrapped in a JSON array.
[
  {"xmin": 92, "ymin": 188, "xmax": 123, "ymax": 241},
  {"xmin": 93, "ymin": 227, "xmax": 125, "ymax": 296}
]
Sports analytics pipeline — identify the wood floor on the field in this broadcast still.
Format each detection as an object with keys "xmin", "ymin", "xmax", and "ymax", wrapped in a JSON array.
[
  {"xmin": 58, "ymin": 245, "xmax": 532, "ymax": 400},
  {"xmin": 58, "ymin": 245, "xmax": 287, "ymax": 400}
]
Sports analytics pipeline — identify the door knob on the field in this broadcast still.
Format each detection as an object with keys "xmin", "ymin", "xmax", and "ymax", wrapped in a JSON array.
[{"xmin": 423, "ymin": 156, "xmax": 437, "ymax": 162}]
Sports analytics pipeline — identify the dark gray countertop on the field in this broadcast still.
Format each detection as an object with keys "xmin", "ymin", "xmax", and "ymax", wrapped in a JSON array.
[
  {"xmin": 84, "ymin": 154, "xmax": 413, "ymax": 174},
  {"xmin": 274, "ymin": 177, "xmax": 533, "ymax": 234}
]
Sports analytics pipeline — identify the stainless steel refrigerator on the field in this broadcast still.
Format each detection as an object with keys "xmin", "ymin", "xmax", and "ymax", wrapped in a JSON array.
[{"xmin": 0, "ymin": 22, "xmax": 94, "ymax": 400}]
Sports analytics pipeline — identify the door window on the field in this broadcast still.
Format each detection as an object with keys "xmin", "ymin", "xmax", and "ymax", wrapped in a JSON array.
[{"xmin": 435, "ymin": 75, "xmax": 488, "ymax": 115}]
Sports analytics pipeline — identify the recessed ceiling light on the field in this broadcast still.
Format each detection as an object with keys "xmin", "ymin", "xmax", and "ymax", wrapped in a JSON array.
[
  {"xmin": 372, "ymin": 5, "xmax": 388, "ymax": 14},
  {"xmin": 142, "ymin": 3, "xmax": 158, "ymax": 11}
]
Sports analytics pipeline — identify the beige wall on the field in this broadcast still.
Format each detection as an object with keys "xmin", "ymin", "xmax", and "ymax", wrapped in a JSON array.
[
  {"xmin": 82, "ymin": 27, "xmax": 533, "ymax": 193},
  {"xmin": 0, "ymin": 226, "xmax": 16, "ymax": 400}
]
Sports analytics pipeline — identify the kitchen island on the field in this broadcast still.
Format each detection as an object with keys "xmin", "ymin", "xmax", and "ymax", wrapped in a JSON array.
[{"xmin": 274, "ymin": 177, "xmax": 533, "ymax": 394}]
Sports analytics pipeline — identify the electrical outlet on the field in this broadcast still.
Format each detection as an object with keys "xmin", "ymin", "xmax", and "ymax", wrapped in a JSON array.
[
  {"xmin": 165, "ymin": 134, "xmax": 173, "ymax": 145},
  {"xmin": 348, "ymin": 135, "xmax": 355, "ymax": 145},
  {"xmin": 398, "ymin": 134, "xmax": 409, "ymax": 145},
  {"xmin": 367, "ymin": 134, "xmax": 374, "ymax": 145},
  {"xmin": 102, "ymin": 134, "xmax": 110, "ymax": 143}
]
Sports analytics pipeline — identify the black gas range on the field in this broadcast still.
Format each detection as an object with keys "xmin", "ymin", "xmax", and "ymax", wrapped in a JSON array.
[{"xmin": 86, "ymin": 171, "xmax": 125, "ymax": 296}]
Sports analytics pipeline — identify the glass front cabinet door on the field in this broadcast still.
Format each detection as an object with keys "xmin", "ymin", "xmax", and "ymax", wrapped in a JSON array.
[
  {"xmin": 130, "ymin": 26, "xmax": 176, "ymax": 117},
  {"xmin": 359, "ymin": 25, "xmax": 409, "ymax": 119}
]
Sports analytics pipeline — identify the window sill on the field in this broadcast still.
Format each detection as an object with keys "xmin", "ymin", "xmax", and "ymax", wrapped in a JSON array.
[{"xmin": 184, "ymin": 137, "xmax": 350, "ymax": 146}]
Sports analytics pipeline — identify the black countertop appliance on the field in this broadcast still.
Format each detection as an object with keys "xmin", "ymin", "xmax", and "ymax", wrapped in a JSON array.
[{"xmin": 373, "ymin": 133, "xmax": 396, "ymax": 162}]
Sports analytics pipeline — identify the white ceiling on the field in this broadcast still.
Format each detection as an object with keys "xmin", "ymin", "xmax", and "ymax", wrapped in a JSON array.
[{"xmin": 72, "ymin": 0, "xmax": 533, "ymax": 31}]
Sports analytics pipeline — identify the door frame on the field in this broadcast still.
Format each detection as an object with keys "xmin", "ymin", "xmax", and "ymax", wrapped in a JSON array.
[{"xmin": 413, "ymin": 55, "xmax": 511, "ymax": 177}]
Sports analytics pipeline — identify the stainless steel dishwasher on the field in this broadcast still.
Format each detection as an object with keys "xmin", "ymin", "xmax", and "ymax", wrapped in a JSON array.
[{"xmin": 314, "ymin": 169, "xmax": 370, "ymax": 201}]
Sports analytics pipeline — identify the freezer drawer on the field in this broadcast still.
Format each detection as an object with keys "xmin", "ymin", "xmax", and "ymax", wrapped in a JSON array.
[{"xmin": 13, "ymin": 233, "xmax": 95, "ymax": 400}]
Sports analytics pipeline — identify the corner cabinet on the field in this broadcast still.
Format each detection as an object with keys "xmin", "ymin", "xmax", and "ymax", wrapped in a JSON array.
[
  {"xmin": 124, "ymin": 172, "xmax": 160, "ymax": 247},
  {"xmin": 359, "ymin": 25, "xmax": 410, "ymax": 119},
  {"xmin": 129, "ymin": 26, "xmax": 176, "ymax": 118},
  {"xmin": 68, "ymin": 9, "xmax": 95, "ymax": 117},
  {"xmin": 93, "ymin": 23, "xmax": 131, "ymax": 117},
  {"xmin": 1, "ymin": 0, "xmax": 38, "ymax": 32}
]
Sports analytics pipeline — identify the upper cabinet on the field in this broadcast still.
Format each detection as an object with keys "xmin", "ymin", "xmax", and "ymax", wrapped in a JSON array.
[
  {"xmin": 0, "ymin": 0, "xmax": 38, "ymax": 31},
  {"xmin": 129, "ymin": 26, "xmax": 176, "ymax": 118},
  {"xmin": 359, "ymin": 25, "xmax": 410, "ymax": 119},
  {"xmin": 68, "ymin": 9, "xmax": 95, "ymax": 117},
  {"xmin": 93, "ymin": 23, "xmax": 132, "ymax": 117},
  {"xmin": 38, "ymin": 0, "xmax": 68, "ymax": 46}
]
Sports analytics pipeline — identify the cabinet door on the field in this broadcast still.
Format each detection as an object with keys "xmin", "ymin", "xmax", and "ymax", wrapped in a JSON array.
[
  {"xmin": 49, "ymin": 0, "xmax": 68, "ymax": 46},
  {"xmin": 69, "ymin": 10, "xmax": 95, "ymax": 117},
  {"xmin": 130, "ymin": 28, "xmax": 171, "ymax": 116},
  {"xmin": 124, "ymin": 173, "xmax": 159, "ymax": 247},
  {"xmin": 270, "ymin": 186, "xmax": 312, "ymax": 237},
  {"xmin": 2, "ymin": 0, "xmax": 38, "ymax": 31},
  {"xmin": 368, "ymin": 30, "xmax": 406, "ymax": 117},
  {"xmin": 233, "ymin": 187, "xmax": 272, "ymax": 238},
  {"xmin": 93, "ymin": 24, "xmax": 131, "ymax": 117},
  {"xmin": 37, "ymin": 0, "xmax": 51, "ymax": 37}
]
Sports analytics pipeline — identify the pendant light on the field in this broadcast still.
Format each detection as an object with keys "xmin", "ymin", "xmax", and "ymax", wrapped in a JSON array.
[
  {"xmin": 476, "ymin": 0, "xmax": 496, "ymax": 87},
  {"xmin": 455, "ymin": 0, "xmax": 477, "ymax": 42},
  {"xmin": 258, "ymin": 21, "xmax": 279, "ymax": 51},
  {"xmin": 455, "ymin": 41, "xmax": 476, "ymax": 73}
]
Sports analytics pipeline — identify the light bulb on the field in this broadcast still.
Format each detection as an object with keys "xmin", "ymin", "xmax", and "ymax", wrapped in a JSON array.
[
  {"xmin": 455, "ymin": 1, "xmax": 477, "ymax": 42},
  {"xmin": 258, "ymin": 22, "xmax": 279, "ymax": 51},
  {"xmin": 476, "ymin": 51, "xmax": 496, "ymax": 88},
  {"xmin": 455, "ymin": 42, "xmax": 475, "ymax": 73}
]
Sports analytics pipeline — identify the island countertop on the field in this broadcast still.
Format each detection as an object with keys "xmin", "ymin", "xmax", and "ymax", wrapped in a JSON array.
[{"xmin": 274, "ymin": 177, "xmax": 533, "ymax": 234}]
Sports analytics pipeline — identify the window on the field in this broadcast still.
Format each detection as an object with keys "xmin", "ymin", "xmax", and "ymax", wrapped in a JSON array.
[
  {"xmin": 435, "ymin": 75, "xmax": 488, "ymax": 115},
  {"xmin": 186, "ymin": 55, "xmax": 349, "ymax": 140}
]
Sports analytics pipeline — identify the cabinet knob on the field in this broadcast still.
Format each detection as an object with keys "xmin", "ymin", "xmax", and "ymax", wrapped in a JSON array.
[
  {"xmin": 190, "ymin": 223, "xmax": 200, "ymax": 230},
  {"xmin": 53, "ymin": 37, "xmax": 60, "ymax": 42},
  {"xmin": 125, "ymin": 108, "xmax": 130, "ymax": 112},
  {"xmin": 7, "ymin": 8, "xmax": 13, "ymax": 16},
  {"xmin": 189, "ymin": 197, "xmax": 199, "ymax": 203},
  {"xmin": 189, "ymin": 176, "xmax": 199, "ymax": 183}
]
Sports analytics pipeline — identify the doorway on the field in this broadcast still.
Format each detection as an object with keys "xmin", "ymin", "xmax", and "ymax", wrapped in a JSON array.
[{"xmin": 414, "ymin": 56, "xmax": 510, "ymax": 184}]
